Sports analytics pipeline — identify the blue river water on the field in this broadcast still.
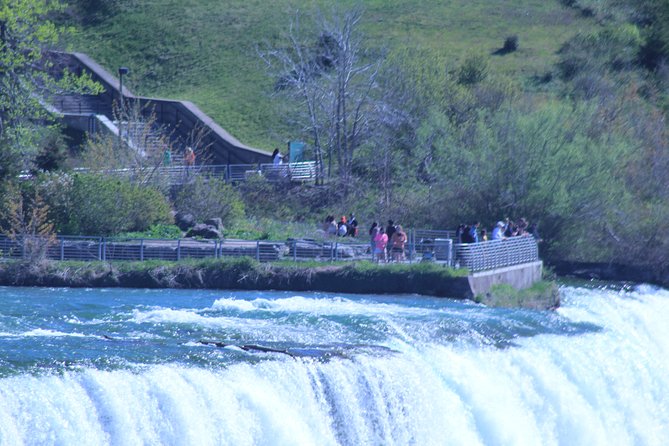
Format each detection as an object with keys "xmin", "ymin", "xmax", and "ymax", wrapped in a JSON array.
[{"xmin": 0, "ymin": 284, "xmax": 667, "ymax": 445}]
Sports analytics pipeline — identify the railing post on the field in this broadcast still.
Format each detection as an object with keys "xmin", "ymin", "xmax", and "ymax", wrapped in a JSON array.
[
  {"xmin": 102, "ymin": 238, "xmax": 106, "ymax": 261},
  {"xmin": 256, "ymin": 241, "xmax": 260, "ymax": 262},
  {"xmin": 293, "ymin": 240, "xmax": 297, "ymax": 261},
  {"xmin": 140, "ymin": 239, "xmax": 144, "ymax": 261},
  {"xmin": 447, "ymin": 239, "xmax": 453, "ymax": 267},
  {"xmin": 60, "ymin": 239, "xmax": 65, "ymax": 261},
  {"xmin": 177, "ymin": 239, "xmax": 181, "ymax": 261}
]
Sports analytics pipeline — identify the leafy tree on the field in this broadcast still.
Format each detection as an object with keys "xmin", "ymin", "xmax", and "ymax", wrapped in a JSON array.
[
  {"xmin": 260, "ymin": 8, "xmax": 383, "ymax": 185},
  {"xmin": 1, "ymin": 182, "xmax": 56, "ymax": 265},
  {"xmin": 0, "ymin": 0, "xmax": 100, "ymax": 182}
]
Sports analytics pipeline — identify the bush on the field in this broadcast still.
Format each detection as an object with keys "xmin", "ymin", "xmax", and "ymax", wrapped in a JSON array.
[
  {"xmin": 503, "ymin": 35, "xmax": 518, "ymax": 52},
  {"xmin": 174, "ymin": 176, "xmax": 245, "ymax": 225},
  {"xmin": 457, "ymin": 55, "xmax": 488, "ymax": 85},
  {"xmin": 557, "ymin": 24, "xmax": 643, "ymax": 80},
  {"xmin": 63, "ymin": 173, "xmax": 172, "ymax": 235}
]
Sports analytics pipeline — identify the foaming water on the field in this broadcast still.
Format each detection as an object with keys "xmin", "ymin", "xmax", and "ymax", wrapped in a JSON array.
[{"xmin": 0, "ymin": 285, "xmax": 668, "ymax": 445}]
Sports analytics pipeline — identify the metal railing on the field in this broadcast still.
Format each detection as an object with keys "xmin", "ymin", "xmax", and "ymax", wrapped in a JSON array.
[
  {"xmin": 70, "ymin": 162, "xmax": 318, "ymax": 185},
  {"xmin": 455, "ymin": 236, "xmax": 539, "ymax": 272},
  {"xmin": 0, "ymin": 233, "xmax": 539, "ymax": 272},
  {"xmin": 0, "ymin": 236, "xmax": 374, "ymax": 263}
]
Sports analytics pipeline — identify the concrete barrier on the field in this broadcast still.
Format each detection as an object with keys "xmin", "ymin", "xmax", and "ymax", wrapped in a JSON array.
[{"xmin": 467, "ymin": 261, "xmax": 543, "ymax": 296}]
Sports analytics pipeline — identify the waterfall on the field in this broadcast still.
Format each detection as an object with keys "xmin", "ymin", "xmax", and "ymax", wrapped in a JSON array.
[{"xmin": 0, "ymin": 285, "xmax": 667, "ymax": 445}]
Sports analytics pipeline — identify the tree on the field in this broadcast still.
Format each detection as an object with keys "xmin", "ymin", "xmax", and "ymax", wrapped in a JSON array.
[
  {"xmin": 0, "ymin": 0, "xmax": 100, "ymax": 182},
  {"xmin": 259, "ymin": 8, "xmax": 382, "ymax": 185},
  {"xmin": 1, "ymin": 182, "xmax": 56, "ymax": 265}
]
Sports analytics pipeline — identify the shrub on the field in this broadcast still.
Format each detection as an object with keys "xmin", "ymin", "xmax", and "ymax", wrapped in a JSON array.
[
  {"xmin": 456, "ymin": 55, "xmax": 488, "ymax": 85},
  {"xmin": 557, "ymin": 24, "xmax": 643, "ymax": 80},
  {"xmin": 174, "ymin": 176, "xmax": 245, "ymax": 225},
  {"xmin": 33, "ymin": 128, "xmax": 69, "ymax": 173},
  {"xmin": 64, "ymin": 173, "xmax": 172, "ymax": 235},
  {"xmin": 503, "ymin": 35, "xmax": 518, "ymax": 52}
]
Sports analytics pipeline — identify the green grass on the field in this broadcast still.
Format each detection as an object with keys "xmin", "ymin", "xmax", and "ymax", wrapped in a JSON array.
[
  {"xmin": 117, "ymin": 224, "xmax": 183, "ymax": 239},
  {"xmin": 65, "ymin": 0, "xmax": 597, "ymax": 150}
]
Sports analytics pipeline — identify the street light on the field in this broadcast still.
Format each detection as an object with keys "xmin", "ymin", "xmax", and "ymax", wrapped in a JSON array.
[{"xmin": 118, "ymin": 66, "xmax": 129, "ymax": 147}]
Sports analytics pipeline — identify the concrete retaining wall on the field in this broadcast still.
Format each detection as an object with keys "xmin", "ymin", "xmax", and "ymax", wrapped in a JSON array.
[{"xmin": 468, "ymin": 261, "xmax": 543, "ymax": 296}]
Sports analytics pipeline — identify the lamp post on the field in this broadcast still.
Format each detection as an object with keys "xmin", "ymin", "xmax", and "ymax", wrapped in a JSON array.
[{"xmin": 118, "ymin": 66, "xmax": 129, "ymax": 147}]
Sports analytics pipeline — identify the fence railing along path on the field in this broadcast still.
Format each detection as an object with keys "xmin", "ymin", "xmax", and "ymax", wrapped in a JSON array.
[
  {"xmin": 72, "ymin": 161, "xmax": 318, "ymax": 185},
  {"xmin": 0, "ymin": 233, "xmax": 540, "ymax": 272}
]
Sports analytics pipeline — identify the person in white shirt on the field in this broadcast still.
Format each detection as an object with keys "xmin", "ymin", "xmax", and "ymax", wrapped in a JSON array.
[{"xmin": 491, "ymin": 221, "xmax": 506, "ymax": 240}]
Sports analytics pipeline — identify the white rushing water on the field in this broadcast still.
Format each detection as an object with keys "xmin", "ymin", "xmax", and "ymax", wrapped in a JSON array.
[{"xmin": 0, "ymin": 284, "xmax": 668, "ymax": 445}]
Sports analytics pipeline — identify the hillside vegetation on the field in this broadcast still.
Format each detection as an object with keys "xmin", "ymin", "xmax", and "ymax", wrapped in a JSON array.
[{"xmin": 64, "ymin": 0, "xmax": 596, "ymax": 149}]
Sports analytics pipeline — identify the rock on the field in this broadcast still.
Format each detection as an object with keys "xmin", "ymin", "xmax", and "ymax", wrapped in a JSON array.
[
  {"xmin": 175, "ymin": 212, "xmax": 196, "ymax": 231},
  {"xmin": 185, "ymin": 224, "xmax": 221, "ymax": 239},
  {"xmin": 204, "ymin": 218, "xmax": 223, "ymax": 231}
]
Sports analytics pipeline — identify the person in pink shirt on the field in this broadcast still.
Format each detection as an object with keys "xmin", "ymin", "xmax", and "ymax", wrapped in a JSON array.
[{"xmin": 373, "ymin": 226, "xmax": 388, "ymax": 263}]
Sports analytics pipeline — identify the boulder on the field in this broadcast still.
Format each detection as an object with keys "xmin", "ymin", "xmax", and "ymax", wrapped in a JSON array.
[
  {"xmin": 204, "ymin": 218, "xmax": 223, "ymax": 231},
  {"xmin": 185, "ymin": 224, "xmax": 221, "ymax": 239},
  {"xmin": 175, "ymin": 212, "xmax": 196, "ymax": 231}
]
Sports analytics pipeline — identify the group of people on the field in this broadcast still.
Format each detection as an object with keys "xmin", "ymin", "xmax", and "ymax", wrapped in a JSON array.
[
  {"xmin": 323, "ymin": 214, "xmax": 359, "ymax": 238},
  {"xmin": 320, "ymin": 216, "xmax": 408, "ymax": 262},
  {"xmin": 369, "ymin": 220, "xmax": 407, "ymax": 263},
  {"xmin": 162, "ymin": 146, "xmax": 196, "ymax": 168},
  {"xmin": 320, "ymin": 214, "xmax": 538, "ymax": 262},
  {"xmin": 456, "ymin": 218, "xmax": 540, "ymax": 244}
]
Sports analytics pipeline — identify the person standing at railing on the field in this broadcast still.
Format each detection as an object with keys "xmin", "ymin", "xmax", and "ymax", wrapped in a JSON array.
[
  {"xmin": 337, "ymin": 216, "xmax": 348, "ymax": 237},
  {"xmin": 385, "ymin": 220, "xmax": 396, "ymax": 258},
  {"xmin": 272, "ymin": 148, "xmax": 283, "ymax": 166},
  {"xmin": 391, "ymin": 225, "xmax": 407, "ymax": 262},
  {"xmin": 324, "ymin": 215, "xmax": 338, "ymax": 237},
  {"xmin": 492, "ymin": 221, "xmax": 506, "ymax": 240},
  {"xmin": 184, "ymin": 146, "xmax": 195, "ymax": 175},
  {"xmin": 469, "ymin": 222, "xmax": 480, "ymax": 243},
  {"xmin": 374, "ymin": 226, "xmax": 388, "ymax": 263},
  {"xmin": 348, "ymin": 213, "xmax": 358, "ymax": 237},
  {"xmin": 369, "ymin": 221, "xmax": 379, "ymax": 253},
  {"xmin": 163, "ymin": 148, "xmax": 172, "ymax": 166},
  {"xmin": 504, "ymin": 219, "xmax": 518, "ymax": 237}
]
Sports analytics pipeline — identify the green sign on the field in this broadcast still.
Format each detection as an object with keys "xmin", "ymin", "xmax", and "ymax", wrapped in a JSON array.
[{"xmin": 288, "ymin": 141, "xmax": 306, "ymax": 163}]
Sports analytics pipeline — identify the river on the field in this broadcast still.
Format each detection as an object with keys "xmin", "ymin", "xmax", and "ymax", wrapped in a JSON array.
[{"xmin": 0, "ymin": 284, "xmax": 667, "ymax": 445}]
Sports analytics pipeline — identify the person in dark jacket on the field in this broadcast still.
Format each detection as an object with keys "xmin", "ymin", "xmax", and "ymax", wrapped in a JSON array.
[{"xmin": 385, "ymin": 220, "xmax": 396, "ymax": 257}]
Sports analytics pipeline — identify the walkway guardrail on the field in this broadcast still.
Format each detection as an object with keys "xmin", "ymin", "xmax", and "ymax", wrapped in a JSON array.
[
  {"xmin": 0, "ymin": 233, "xmax": 539, "ymax": 272},
  {"xmin": 455, "ymin": 236, "xmax": 539, "ymax": 272},
  {"xmin": 71, "ymin": 162, "xmax": 318, "ymax": 185}
]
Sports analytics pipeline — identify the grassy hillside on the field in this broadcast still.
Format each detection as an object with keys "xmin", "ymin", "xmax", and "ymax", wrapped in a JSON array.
[{"xmin": 65, "ymin": 0, "xmax": 596, "ymax": 150}]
